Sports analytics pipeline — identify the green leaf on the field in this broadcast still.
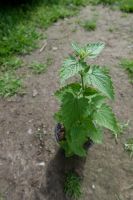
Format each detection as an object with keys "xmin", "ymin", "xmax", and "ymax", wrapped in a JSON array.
[
  {"xmin": 55, "ymin": 83, "xmax": 81, "ymax": 101},
  {"xmin": 87, "ymin": 124, "xmax": 103, "ymax": 144},
  {"xmin": 93, "ymin": 104, "xmax": 119, "ymax": 134},
  {"xmin": 60, "ymin": 56, "xmax": 83, "ymax": 83},
  {"xmin": 84, "ymin": 65, "xmax": 114, "ymax": 99},
  {"xmin": 59, "ymin": 92, "xmax": 89, "ymax": 128},
  {"xmin": 67, "ymin": 120, "xmax": 103, "ymax": 157},
  {"xmin": 72, "ymin": 42, "xmax": 105, "ymax": 59},
  {"xmin": 68, "ymin": 123, "xmax": 89, "ymax": 157},
  {"xmin": 90, "ymin": 94, "xmax": 106, "ymax": 108}
]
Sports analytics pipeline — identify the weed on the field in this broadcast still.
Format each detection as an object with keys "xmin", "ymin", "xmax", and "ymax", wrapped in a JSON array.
[
  {"xmin": 120, "ymin": 59, "xmax": 133, "ymax": 83},
  {"xmin": 55, "ymin": 42, "xmax": 120, "ymax": 157},
  {"xmin": 64, "ymin": 171, "xmax": 82, "ymax": 199},
  {"xmin": 120, "ymin": 0, "xmax": 133, "ymax": 13},
  {"xmin": 46, "ymin": 57, "xmax": 53, "ymax": 66},
  {"xmin": 81, "ymin": 19, "xmax": 97, "ymax": 31},
  {"xmin": 0, "ymin": 56, "xmax": 22, "ymax": 72},
  {"xmin": 0, "ymin": 73, "xmax": 22, "ymax": 97},
  {"xmin": 124, "ymin": 138, "xmax": 133, "ymax": 157},
  {"xmin": 89, "ymin": 0, "xmax": 118, "ymax": 5},
  {"xmin": 108, "ymin": 27, "xmax": 114, "ymax": 32},
  {"xmin": 30, "ymin": 62, "xmax": 48, "ymax": 74}
]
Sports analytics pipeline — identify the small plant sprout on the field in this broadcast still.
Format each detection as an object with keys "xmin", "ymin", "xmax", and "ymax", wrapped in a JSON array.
[
  {"xmin": 54, "ymin": 42, "xmax": 120, "ymax": 157},
  {"xmin": 64, "ymin": 171, "xmax": 82, "ymax": 199},
  {"xmin": 124, "ymin": 138, "xmax": 133, "ymax": 158},
  {"xmin": 79, "ymin": 18, "xmax": 97, "ymax": 31},
  {"xmin": 120, "ymin": 59, "xmax": 133, "ymax": 83},
  {"xmin": 30, "ymin": 62, "xmax": 47, "ymax": 74}
]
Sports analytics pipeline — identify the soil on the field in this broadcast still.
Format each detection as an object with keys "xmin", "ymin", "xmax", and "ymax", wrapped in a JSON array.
[{"xmin": 0, "ymin": 5, "xmax": 133, "ymax": 200}]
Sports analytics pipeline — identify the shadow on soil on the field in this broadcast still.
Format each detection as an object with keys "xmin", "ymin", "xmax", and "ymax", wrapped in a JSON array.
[{"xmin": 35, "ymin": 149, "xmax": 87, "ymax": 200}]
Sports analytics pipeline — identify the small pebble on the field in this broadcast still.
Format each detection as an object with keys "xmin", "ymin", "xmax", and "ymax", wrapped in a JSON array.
[
  {"xmin": 32, "ymin": 89, "xmax": 38, "ymax": 97},
  {"xmin": 36, "ymin": 162, "xmax": 45, "ymax": 167},
  {"xmin": 28, "ymin": 128, "xmax": 32, "ymax": 135},
  {"xmin": 52, "ymin": 46, "xmax": 58, "ymax": 51},
  {"xmin": 92, "ymin": 184, "xmax": 96, "ymax": 190}
]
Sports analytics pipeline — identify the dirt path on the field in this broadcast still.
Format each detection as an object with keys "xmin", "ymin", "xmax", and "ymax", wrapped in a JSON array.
[{"xmin": 0, "ymin": 5, "xmax": 133, "ymax": 200}]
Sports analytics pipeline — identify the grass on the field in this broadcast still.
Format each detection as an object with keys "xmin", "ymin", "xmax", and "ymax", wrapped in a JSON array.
[
  {"xmin": 0, "ymin": 0, "xmax": 88, "ymax": 70},
  {"xmin": 64, "ymin": 171, "xmax": 82, "ymax": 199},
  {"xmin": 30, "ymin": 62, "xmax": 48, "ymax": 74},
  {"xmin": 90, "ymin": 0, "xmax": 133, "ymax": 13},
  {"xmin": 30, "ymin": 58, "xmax": 53, "ymax": 74},
  {"xmin": 0, "ymin": 0, "xmax": 88, "ymax": 96},
  {"xmin": 120, "ymin": 59, "xmax": 133, "ymax": 83},
  {"xmin": 0, "ymin": 56, "xmax": 23, "ymax": 72},
  {"xmin": 0, "ymin": 73, "xmax": 22, "ymax": 97},
  {"xmin": 120, "ymin": 0, "xmax": 133, "ymax": 13},
  {"xmin": 81, "ymin": 19, "xmax": 97, "ymax": 31}
]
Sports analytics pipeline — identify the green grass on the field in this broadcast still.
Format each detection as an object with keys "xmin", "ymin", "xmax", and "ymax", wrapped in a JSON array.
[
  {"xmin": 0, "ymin": 0, "xmax": 131, "ymax": 71},
  {"xmin": 0, "ymin": 56, "xmax": 23, "ymax": 72},
  {"xmin": 30, "ymin": 58, "xmax": 53, "ymax": 74},
  {"xmin": 120, "ymin": 0, "xmax": 133, "ymax": 13},
  {"xmin": 90, "ymin": 0, "xmax": 133, "ymax": 13},
  {"xmin": 64, "ymin": 171, "xmax": 82, "ymax": 199},
  {"xmin": 0, "ymin": 0, "xmax": 88, "ymax": 70},
  {"xmin": 0, "ymin": 73, "xmax": 22, "ymax": 97},
  {"xmin": 0, "ymin": 0, "xmax": 89, "ymax": 97},
  {"xmin": 81, "ymin": 19, "xmax": 97, "ymax": 31},
  {"xmin": 30, "ymin": 62, "xmax": 48, "ymax": 74},
  {"xmin": 120, "ymin": 59, "xmax": 133, "ymax": 83}
]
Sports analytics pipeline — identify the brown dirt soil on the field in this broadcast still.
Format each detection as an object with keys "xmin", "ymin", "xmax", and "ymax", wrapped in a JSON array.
[{"xmin": 0, "ymin": 5, "xmax": 133, "ymax": 200}]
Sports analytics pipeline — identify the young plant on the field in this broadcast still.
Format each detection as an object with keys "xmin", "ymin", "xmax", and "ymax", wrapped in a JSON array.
[
  {"xmin": 64, "ymin": 171, "xmax": 82, "ymax": 199},
  {"xmin": 124, "ymin": 138, "xmax": 133, "ymax": 158},
  {"xmin": 120, "ymin": 59, "xmax": 133, "ymax": 83},
  {"xmin": 55, "ymin": 42, "xmax": 120, "ymax": 157},
  {"xmin": 81, "ymin": 19, "xmax": 97, "ymax": 31}
]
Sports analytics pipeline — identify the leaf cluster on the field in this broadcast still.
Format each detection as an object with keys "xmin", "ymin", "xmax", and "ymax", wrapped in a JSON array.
[{"xmin": 55, "ymin": 42, "xmax": 120, "ymax": 157}]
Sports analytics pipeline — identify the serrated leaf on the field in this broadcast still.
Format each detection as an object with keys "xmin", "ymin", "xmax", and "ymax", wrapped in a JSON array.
[
  {"xmin": 84, "ymin": 65, "xmax": 114, "ymax": 99},
  {"xmin": 90, "ymin": 94, "xmax": 106, "ymax": 108},
  {"xmin": 93, "ymin": 104, "xmax": 119, "ymax": 133},
  {"xmin": 85, "ymin": 43, "xmax": 105, "ymax": 58},
  {"xmin": 55, "ymin": 83, "xmax": 81, "ymax": 101},
  {"xmin": 60, "ymin": 92, "xmax": 89, "ymax": 128},
  {"xmin": 72, "ymin": 42, "xmax": 105, "ymax": 59},
  {"xmin": 60, "ymin": 56, "xmax": 83, "ymax": 83},
  {"xmin": 85, "ymin": 119, "xmax": 103, "ymax": 144},
  {"xmin": 67, "ymin": 120, "xmax": 103, "ymax": 156},
  {"xmin": 68, "ymin": 123, "xmax": 88, "ymax": 157}
]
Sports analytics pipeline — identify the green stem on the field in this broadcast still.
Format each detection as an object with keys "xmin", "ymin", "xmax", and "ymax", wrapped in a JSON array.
[{"xmin": 80, "ymin": 73, "xmax": 85, "ymax": 95}]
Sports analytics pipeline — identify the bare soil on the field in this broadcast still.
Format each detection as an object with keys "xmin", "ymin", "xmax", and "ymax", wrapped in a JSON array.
[{"xmin": 0, "ymin": 5, "xmax": 133, "ymax": 200}]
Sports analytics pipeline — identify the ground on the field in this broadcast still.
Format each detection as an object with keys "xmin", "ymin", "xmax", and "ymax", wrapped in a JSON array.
[{"xmin": 0, "ymin": 5, "xmax": 133, "ymax": 200}]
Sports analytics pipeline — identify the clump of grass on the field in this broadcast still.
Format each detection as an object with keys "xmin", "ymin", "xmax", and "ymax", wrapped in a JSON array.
[
  {"xmin": 120, "ymin": 59, "xmax": 133, "ymax": 83},
  {"xmin": 30, "ymin": 58, "xmax": 53, "ymax": 74},
  {"xmin": 124, "ymin": 138, "xmax": 133, "ymax": 158},
  {"xmin": 30, "ymin": 62, "xmax": 47, "ymax": 74},
  {"xmin": 89, "ymin": 0, "xmax": 118, "ymax": 5},
  {"xmin": 120, "ymin": 0, "xmax": 133, "ymax": 13},
  {"xmin": 0, "ymin": 56, "xmax": 22, "ymax": 72},
  {"xmin": 0, "ymin": 73, "xmax": 22, "ymax": 97},
  {"xmin": 80, "ymin": 19, "xmax": 97, "ymax": 31},
  {"xmin": 64, "ymin": 171, "xmax": 82, "ymax": 199}
]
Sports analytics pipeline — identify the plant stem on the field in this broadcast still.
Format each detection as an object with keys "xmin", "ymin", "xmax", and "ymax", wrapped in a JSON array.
[{"xmin": 80, "ymin": 73, "xmax": 85, "ymax": 94}]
